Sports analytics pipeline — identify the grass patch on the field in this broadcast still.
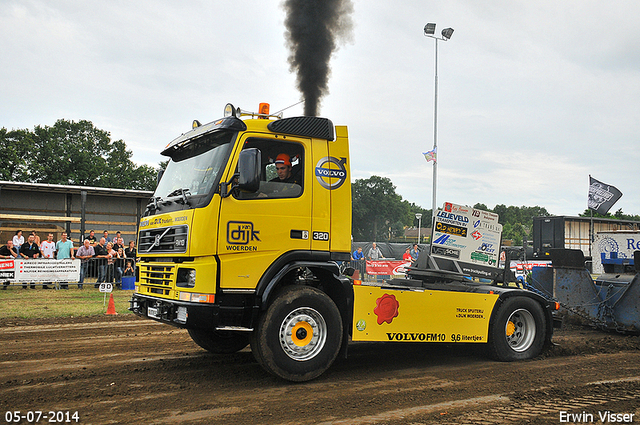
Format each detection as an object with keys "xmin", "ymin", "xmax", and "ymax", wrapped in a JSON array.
[{"xmin": 0, "ymin": 286, "xmax": 135, "ymax": 319}]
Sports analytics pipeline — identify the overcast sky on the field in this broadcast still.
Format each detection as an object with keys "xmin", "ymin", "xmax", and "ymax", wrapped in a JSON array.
[{"xmin": 2, "ymin": 0, "xmax": 639, "ymax": 217}]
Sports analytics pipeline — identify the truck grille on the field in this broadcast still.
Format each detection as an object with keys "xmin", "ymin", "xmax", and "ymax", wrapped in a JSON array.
[
  {"xmin": 139, "ymin": 225, "xmax": 188, "ymax": 253},
  {"xmin": 139, "ymin": 264, "xmax": 175, "ymax": 287}
]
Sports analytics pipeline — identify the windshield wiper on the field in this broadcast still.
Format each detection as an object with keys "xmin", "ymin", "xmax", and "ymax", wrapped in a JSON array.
[{"xmin": 166, "ymin": 188, "xmax": 191, "ymax": 205}]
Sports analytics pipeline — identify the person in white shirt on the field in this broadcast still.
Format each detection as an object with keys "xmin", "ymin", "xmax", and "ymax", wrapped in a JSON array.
[
  {"xmin": 40, "ymin": 233, "xmax": 56, "ymax": 289},
  {"xmin": 40, "ymin": 233, "xmax": 56, "ymax": 259}
]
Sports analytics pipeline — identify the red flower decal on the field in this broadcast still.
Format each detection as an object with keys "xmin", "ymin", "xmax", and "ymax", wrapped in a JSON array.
[{"xmin": 374, "ymin": 293, "xmax": 399, "ymax": 325}]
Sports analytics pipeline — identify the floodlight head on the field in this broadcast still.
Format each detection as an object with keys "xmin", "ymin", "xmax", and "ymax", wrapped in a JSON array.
[
  {"xmin": 424, "ymin": 23, "xmax": 436, "ymax": 36},
  {"xmin": 441, "ymin": 28, "xmax": 454, "ymax": 40}
]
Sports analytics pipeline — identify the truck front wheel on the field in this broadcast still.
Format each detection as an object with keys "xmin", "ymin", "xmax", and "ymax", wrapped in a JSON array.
[
  {"xmin": 188, "ymin": 328, "xmax": 250, "ymax": 354},
  {"xmin": 251, "ymin": 286, "xmax": 343, "ymax": 382},
  {"xmin": 488, "ymin": 297, "xmax": 547, "ymax": 361}
]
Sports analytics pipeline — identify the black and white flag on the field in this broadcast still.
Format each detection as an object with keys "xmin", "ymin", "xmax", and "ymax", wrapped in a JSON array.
[{"xmin": 588, "ymin": 176, "xmax": 622, "ymax": 215}]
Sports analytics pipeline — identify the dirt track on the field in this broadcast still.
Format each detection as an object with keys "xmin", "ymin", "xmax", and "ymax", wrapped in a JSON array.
[{"xmin": 1, "ymin": 314, "xmax": 639, "ymax": 425}]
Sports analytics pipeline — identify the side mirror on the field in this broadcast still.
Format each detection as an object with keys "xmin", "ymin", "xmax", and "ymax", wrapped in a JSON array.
[
  {"xmin": 238, "ymin": 148, "xmax": 261, "ymax": 193},
  {"xmin": 156, "ymin": 168, "xmax": 164, "ymax": 186}
]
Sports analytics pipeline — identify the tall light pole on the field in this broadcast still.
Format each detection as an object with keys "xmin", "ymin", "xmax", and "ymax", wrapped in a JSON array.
[
  {"xmin": 415, "ymin": 213, "xmax": 423, "ymax": 243},
  {"xmin": 424, "ymin": 23, "xmax": 454, "ymax": 220}
]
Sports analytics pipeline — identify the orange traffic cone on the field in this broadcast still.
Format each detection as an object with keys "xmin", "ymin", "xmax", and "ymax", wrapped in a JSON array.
[{"xmin": 105, "ymin": 293, "xmax": 118, "ymax": 315}]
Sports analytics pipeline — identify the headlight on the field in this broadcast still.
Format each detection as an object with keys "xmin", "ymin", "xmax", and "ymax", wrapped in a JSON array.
[{"xmin": 176, "ymin": 268, "xmax": 196, "ymax": 288}]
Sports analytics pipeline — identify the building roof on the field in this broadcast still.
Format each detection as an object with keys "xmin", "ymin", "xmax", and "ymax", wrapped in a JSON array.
[{"xmin": 0, "ymin": 180, "xmax": 153, "ymax": 199}]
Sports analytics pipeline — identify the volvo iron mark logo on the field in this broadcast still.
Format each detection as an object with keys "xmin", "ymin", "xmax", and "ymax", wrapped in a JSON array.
[{"xmin": 315, "ymin": 156, "xmax": 347, "ymax": 190}]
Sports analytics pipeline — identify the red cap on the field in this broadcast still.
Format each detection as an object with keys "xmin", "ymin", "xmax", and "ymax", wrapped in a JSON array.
[{"xmin": 275, "ymin": 154, "xmax": 291, "ymax": 167}]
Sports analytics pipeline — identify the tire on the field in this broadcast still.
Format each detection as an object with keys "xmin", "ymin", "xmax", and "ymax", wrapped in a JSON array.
[
  {"xmin": 488, "ymin": 296, "xmax": 547, "ymax": 361},
  {"xmin": 250, "ymin": 286, "xmax": 343, "ymax": 382},
  {"xmin": 188, "ymin": 328, "xmax": 250, "ymax": 354}
]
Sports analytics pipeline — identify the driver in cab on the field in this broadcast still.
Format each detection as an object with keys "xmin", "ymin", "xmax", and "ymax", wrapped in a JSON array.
[{"xmin": 270, "ymin": 153, "xmax": 301, "ymax": 185}]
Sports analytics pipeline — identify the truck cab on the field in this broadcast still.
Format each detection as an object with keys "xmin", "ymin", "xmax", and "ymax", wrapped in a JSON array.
[{"xmin": 130, "ymin": 104, "xmax": 354, "ymax": 379}]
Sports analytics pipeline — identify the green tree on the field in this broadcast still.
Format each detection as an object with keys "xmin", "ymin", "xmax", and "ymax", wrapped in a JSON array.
[
  {"xmin": 0, "ymin": 128, "xmax": 32, "ymax": 181},
  {"xmin": 5, "ymin": 119, "xmax": 157, "ymax": 191},
  {"xmin": 352, "ymin": 176, "xmax": 412, "ymax": 241}
]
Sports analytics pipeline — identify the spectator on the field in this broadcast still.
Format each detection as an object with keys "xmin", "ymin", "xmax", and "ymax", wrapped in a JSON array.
[
  {"xmin": 85, "ymin": 230, "xmax": 97, "ymax": 246},
  {"xmin": 367, "ymin": 242, "xmax": 383, "ymax": 260},
  {"xmin": 40, "ymin": 233, "xmax": 56, "ymax": 259},
  {"xmin": 31, "ymin": 231, "xmax": 41, "ymax": 246},
  {"xmin": 115, "ymin": 247, "xmax": 126, "ymax": 284},
  {"xmin": 20, "ymin": 234, "xmax": 40, "ymax": 289},
  {"xmin": 103, "ymin": 230, "xmax": 111, "ymax": 244},
  {"xmin": 0, "ymin": 240, "xmax": 18, "ymax": 259},
  {"xmin": 123, "ymin": 260, "xmax": 135, "ymax": 277},
  {"xmin": 13, "ymin": 230, "xmax": 24, "ymax": 256},
  {"xmin": 21, "ymin": 234, "xmax": 41, "ymax": 259},
  {"xmin": 410, "ymin": 244, "xmax": 420, "ymax": 261},
  {"xmin": 125, "ymin": 240, "xmax": 137, "ymax": 258},
  {"xmin": 351, "ymin": 246, "xmax": 365, "ymax": 279},
  {"xmin": 56, "ymin": 232, "xmax": 75, "ymax": 290},
  {"xmin": 39, "ymin": 233, "xmax": 56, "ymax": 289},
  {"xmin": 112, "ymin": 236, "xmax": 123, "ymax": 252},
  {"xmin": 0, "ymin": 240, "xmax": 18, "ymax": 290},
  {"xmin": 105, "ymin": 242, "xmax": 117, "ymax": 283},
  {"xmin": 75, "ymin": 239, "xmax": 95, "ymax": 289},
  {"xmin": 403, "ymin": 247, "xmax": 412, "ymax": 261},
  {"xmin": 94, "ymin": 238, "xmax": 108, "ymax": 287}
]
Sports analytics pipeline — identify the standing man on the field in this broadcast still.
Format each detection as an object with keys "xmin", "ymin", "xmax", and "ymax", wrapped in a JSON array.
[
  {"xmin": 85, "ymin": 230, "xmax": 97, "ymax": 246},
  {"xmin": 20, "ymin": 234, "xmax": 40, "ymax": 289},
  {"xmin": 367, "ymin": 242, "xmax": 383, "ymax": 260},
  {"xmin": 39, "ymin": 233, "xmax": 56, "ymax": 289},
  {"xmin": 0, "ymin": 240, "xmax": 18, "ymax": 290},
  {"xmin": 56, "ymin": 232, "xmax": 75, "ymax": 289},
  {"xmin": 75, "ymin": 239, "xmax": 94, "ymax": 289},
  {"xmin": 351, "ymin": 246, "xmax": 365, "ymax": 280},
  {"xmin": 40, "ymin": 233, "xmax": 56, "ymax": 259},
  {"xmin": 94, "ymin": 237, "xmax": 108, "ymax": 287},
  {"xmin": 20, "ymin": 234, "xmax": 41, "ymax": 259}
]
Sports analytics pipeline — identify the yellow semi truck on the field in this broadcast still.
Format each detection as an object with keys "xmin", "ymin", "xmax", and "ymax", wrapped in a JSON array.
[{"xmin": 130, "ymin": 103, "xmax": 558, "ymax": 381}]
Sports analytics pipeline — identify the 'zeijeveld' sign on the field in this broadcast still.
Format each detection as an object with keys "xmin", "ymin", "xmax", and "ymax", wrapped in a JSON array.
[
  {"xmin": 0, "ymin": 259, "xmax": 80, "ymax": 282},
  {"xmin": 430, "ymin": 202, "xmax": 503, "ymax": 278}
]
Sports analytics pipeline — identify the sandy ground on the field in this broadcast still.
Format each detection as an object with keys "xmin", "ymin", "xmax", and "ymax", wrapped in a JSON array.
[{"xmin": 1, "ymin": 314, "xmax": 639, "ymax": 425}]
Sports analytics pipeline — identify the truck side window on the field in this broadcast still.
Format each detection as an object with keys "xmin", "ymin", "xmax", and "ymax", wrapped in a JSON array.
[{"xmin": 235, "ymin": 139, "xmax": 304, "ymax": 200}]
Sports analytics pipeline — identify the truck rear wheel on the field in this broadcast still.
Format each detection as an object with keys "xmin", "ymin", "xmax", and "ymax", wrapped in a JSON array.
[
  {"xmin": 250, "ymin": 286, "xmax": 343, "ymax": 382},
  {"xmin": 488, "ymin": 297, "xmax": 546, "ymax": 361},
  {"xmin": 188, "ymin": 328, "xmax": 250, "ymax": 354}
]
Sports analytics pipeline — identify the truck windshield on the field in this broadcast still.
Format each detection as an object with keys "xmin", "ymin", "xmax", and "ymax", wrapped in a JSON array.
[{"xmin": 151, "ymin": 130, "xmax": 235, "ymax": 213}]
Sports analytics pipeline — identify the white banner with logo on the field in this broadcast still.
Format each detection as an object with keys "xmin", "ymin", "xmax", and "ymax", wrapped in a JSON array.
[{"xmin": 0, "ymin": 259, "xmax": 81, "ymax": 282}]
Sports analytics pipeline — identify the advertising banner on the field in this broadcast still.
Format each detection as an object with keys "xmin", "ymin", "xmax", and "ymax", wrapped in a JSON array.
[
  {"xmin": 366, "ymin": 260, "xmax": 413, "ymax": 276},
  {"xmin": 0, "ymin": 259, "xmax": 81, "ymax": 282},
  {"xmin": 430, "ymin": 202, "xmax": 503, "ymax": 279}
]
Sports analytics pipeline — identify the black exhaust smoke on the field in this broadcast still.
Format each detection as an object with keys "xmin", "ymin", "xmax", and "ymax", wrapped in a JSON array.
[{"xmin": 283, "ymin": 0, "xmax": 353, "ymax": 116}]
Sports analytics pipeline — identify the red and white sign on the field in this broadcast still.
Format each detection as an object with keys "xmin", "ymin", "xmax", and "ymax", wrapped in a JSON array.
[{"xmin": 366, "ymin": 260, "xmax": 413, "ymax": 276}]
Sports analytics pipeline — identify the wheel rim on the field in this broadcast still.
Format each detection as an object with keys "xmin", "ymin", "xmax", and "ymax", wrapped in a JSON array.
[
  {"xmin": 279, "ymin": 307, "xmax": 327, "ymax": 361},
  {"xmin": 504, "ymin": 308, "xmax": 536, "ymax": 352}
]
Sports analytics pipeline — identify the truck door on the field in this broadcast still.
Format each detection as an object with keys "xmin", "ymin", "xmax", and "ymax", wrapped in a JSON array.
[{"xmin": 217, "ymin": 135, "xmax": 312, "ymax": 290}]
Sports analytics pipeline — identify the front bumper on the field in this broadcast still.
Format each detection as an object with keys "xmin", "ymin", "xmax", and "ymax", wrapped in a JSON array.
[{"xmin": 130, "ymin": 293, "xmax": 221, "ymax": 329}]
